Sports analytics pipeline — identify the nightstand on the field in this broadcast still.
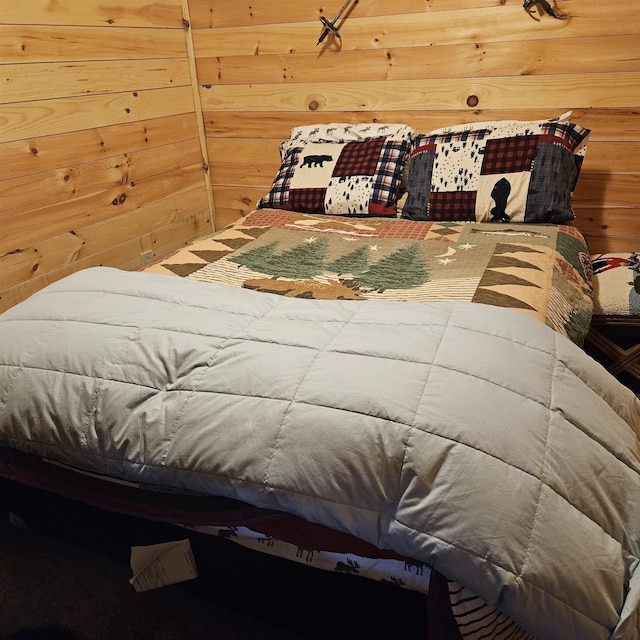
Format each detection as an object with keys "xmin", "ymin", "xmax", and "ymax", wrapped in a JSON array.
[
  {"xmin": 585, "ymin": 316, "xmax": 640, "ymax": 396},
  {"xmin": 585, "ymin": 252, "xmax": 640, "ymax": 397}
]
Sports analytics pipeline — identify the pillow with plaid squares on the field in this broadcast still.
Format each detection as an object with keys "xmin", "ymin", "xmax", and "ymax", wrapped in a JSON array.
[
  {"xmin": 401, "ymin": 117, "xmax": 590, "ymax": 224},
  {"xmin": 258, "ymin": 132, "xmax": 412, "ymax": 217}
]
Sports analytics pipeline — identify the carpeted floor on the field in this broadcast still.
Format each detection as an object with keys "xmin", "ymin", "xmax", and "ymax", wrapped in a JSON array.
[
  {"xmin": 0, "ymin": 500, "xmax": 429, "ymax": 640},
  {"xmin": 0, "ymin": 514, "xmax": 306, "ymax": 640}
]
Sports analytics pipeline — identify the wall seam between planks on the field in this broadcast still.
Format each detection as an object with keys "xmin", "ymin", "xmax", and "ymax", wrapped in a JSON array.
[{"xmin": 181, "ymin": 0, "xmax": 217, "ymax": 232}]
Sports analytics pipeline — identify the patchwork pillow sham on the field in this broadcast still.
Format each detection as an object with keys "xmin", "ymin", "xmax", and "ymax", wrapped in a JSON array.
[
  {"xmin": 258, "ymin": 132, "xmax": 412, "ymax": 217},
  {"xmin": 401, "ymin": 117, "xmax": 590, "ymax": 224}
]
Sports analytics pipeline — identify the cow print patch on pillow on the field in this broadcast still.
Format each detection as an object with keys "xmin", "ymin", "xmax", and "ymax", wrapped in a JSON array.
[
  {"xmin": 258, "ymin": 133, "xmax": 412, "ymax": 217},
  {"xmin": 402, "ymin": 118, "xmax": 590, "ymax": 224}
]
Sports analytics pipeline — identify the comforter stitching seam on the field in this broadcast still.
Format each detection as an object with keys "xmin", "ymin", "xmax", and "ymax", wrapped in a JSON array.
[
  {"xmin": 508, "ymin": 341, "xmax": 610, "ymax": 633},
  {"xmin": 18, "ymin": 280, "xmax": 270, "ymax": 320},
  {"xmin": 262, "ymin": 305, "xmax": 361, "ymax": 488},
  {"xmin": 390, "ymin": 306, "xmax": 453, "ymax": 550},
  {"xmin": 514, "ymin": 347, "xmax": 556, "ymax": 591},
  {"xmin": 159, "ymin": 319, "xmax": 267, "ymax": 467},
  {"xmin": 0, "ymin": 312, "xmax": 85, "ymax": 424},
  {"xmin": 82, "ymin": 323, "xmax": 143, "ymax": 450}
]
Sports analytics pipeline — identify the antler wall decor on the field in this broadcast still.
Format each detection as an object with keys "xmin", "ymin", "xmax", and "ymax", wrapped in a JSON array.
[
  {"xmin": 316, "ymin": 1, "xmax": 567, "ymax": 47},
  {"xmin": 523, "ymin": 0, "xmax": 569, "ymax": 20}
]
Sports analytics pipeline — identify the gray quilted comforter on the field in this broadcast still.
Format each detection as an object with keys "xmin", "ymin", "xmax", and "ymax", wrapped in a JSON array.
[{"xmin": 0, "ymin": 267, "xmax": 639, "ymax": 640}]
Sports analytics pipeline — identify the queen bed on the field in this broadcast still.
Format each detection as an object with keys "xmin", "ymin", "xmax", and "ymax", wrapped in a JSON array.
[{"xmin": 0, "ymin": 117, "xmax": 638, "ymax": 640}]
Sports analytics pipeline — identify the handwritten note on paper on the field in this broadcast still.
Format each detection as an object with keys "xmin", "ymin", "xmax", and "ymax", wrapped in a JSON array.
[{"xmin": 129, "ymin": 538, "xmax": 198, "ymax": 592}]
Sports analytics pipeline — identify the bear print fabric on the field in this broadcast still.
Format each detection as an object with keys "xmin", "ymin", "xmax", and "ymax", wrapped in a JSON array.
[
  {"xmin": 402, "ymin": 118, "xmax": 590, "ymax": 224},
  {"xmin": 258, "ymin": 134, "xmax": 412, "ymax": 217}
]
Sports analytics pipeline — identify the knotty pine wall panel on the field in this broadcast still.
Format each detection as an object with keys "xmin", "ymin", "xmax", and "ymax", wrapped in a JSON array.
[
  {"xmin": 0, "ymin": 0, "xmax": 211, "ymax": 312},
  {"xmin": 2, "ymin": 0, "xmax": 639, "ymax": 313},
  {"xmin": 192, "ymin": 0, "xmax": 640, "ymax": 252},
  {"xmin": 2, "ymin": 2, "xmax": 183, "ymax": 28}
]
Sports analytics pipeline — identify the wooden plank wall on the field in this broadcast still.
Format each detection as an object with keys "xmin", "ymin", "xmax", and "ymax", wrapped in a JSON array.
[
  {"xmin": 192, "ymin": 0, "xmax": 640, "ymax": 252},
  {"xmin": 1, "ymin": 0, "xmax": 639, "ymax": 312},
  {"xmin": 0, "ymin": 1, "xmax": 212, "ymax": 312}
]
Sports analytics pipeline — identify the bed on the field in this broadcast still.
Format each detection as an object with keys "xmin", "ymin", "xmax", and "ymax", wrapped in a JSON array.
[{"xmin": 1, "ymin": 117, "xmax": 639, "ymax": 640}]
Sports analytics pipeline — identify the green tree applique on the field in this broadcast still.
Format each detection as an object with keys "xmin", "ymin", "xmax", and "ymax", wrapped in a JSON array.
[
  {"xmin": 228, "ymin": 239, "xmax": 429, "ymax": 292},
  {"xmin": 354, "ymin": 244, "xmax": 429, "ymax": 291},
  {"xmin": 327, "ymin": 246, "xmax": 371, "ymax": 276},
  {"xmin": 228, "ymin": 241, "xmax": 280, "ymax": 274},
  {"xmin": 228, "ymin": 238, "xmax": 329, "ymax": 279}
]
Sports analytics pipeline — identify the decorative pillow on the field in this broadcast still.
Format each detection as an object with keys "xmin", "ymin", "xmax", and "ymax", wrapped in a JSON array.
[
  {"xmin": 402, "ymin": 117, "xmax": 590, "ymax": 224},
  {"xmin": 258, "ymin": 132, "xmax": 413, "ymax": 217},
  {"xmin": 280, "ymin": 123, "xmax": 414, "ymax": 160},
  {"xmin": 591, "ymin": 253, "xmax": 640, "ymax": 315}
]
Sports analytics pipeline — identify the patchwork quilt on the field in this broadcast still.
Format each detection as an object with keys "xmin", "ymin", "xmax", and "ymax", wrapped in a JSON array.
[{"xmin": 145, "ymin": 208, "xmax": 594, "ymax": 345}]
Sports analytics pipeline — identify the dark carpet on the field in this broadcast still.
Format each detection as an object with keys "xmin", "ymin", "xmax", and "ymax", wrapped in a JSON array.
[
  {"xmin": 0, "ymin": 514, "xmax": 305, "ymax": 640},
  {"xmin": 0, "ymin": 489, "xmax": 428, "ymax": 640}
]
